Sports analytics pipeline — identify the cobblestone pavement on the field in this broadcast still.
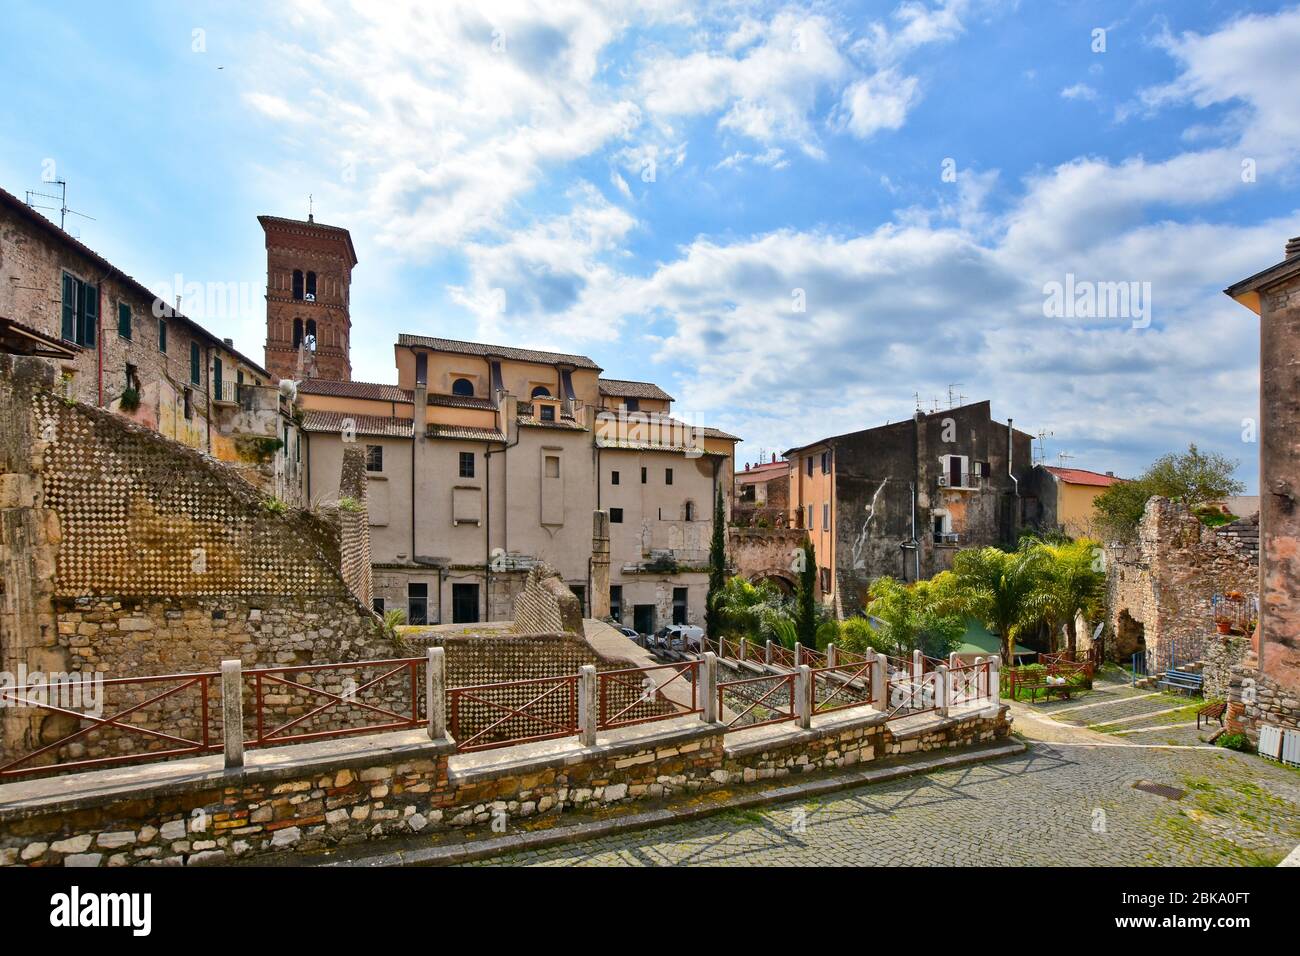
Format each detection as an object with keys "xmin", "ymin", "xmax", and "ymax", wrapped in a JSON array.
[
  {"xmin": 1032, "ymin": 670, "xmax": 1212, "ymax": 747},
  {"xmin": 473, "ymin": 703, "xmax": 1300, "ymax": 867}
]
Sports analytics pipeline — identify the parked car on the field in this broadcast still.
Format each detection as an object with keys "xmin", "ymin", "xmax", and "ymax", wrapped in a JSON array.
[
  {"xmin": 614, "ymin": 624, "xmax": 639, "ymax": 640},
  {"xmin": 652, "ymin": 624, "xmax": 704, "ymax": 652}
]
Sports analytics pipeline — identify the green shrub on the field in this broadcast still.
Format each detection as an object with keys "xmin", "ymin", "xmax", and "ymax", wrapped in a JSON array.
[
  {"xmin": 815, "ymin": 619, "xmax": 839, "ymax": 651},
  {"xmin": 1215, "ymin": 732, "xmax": 1252, "ymax": 753},
  {"xmin": 118, "ymin": 386, "xmax": 141, "ymax": 413}
]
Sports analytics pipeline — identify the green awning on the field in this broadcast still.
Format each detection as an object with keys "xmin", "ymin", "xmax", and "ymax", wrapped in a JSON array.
[{"xmin": 954, "ymin": 617, "xmax": 1033, "ymax": 657}]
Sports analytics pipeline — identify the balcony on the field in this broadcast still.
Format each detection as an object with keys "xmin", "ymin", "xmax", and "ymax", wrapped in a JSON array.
[
  {"xmin": 212, "ymin": 379, "xmax": 242, "ymax": 407},
  {"xmin": 937, "ymin": 472, "xmax": 982, "ymax": 491},
  {"xmin": 933, "ymin": 531, "xmax": 962, "ymax": 546}
]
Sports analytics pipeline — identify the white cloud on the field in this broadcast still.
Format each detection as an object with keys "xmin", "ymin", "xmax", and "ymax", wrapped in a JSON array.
[
  {"xmin": 835, "ymin": 69, "xmax": 920, "ymax": 138},
  {"xmin": 1060, "ymin": 83, "xmax": 1098, "ymax": 102}
]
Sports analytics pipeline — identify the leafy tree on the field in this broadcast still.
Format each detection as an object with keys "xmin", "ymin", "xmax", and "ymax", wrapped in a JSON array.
[
  {"xmin": 1094, "ymin": 444, "xmax": 1244, "ymax": 539},
  {"xmin": 841, "ymin": 576, "xmax": 965, "ymax": 660},
  {"xmin": 953, "ymin": 546, "xmax": 1045, "ymax": 663},
  {"xmin": 704, "ymin": 484, "xmax": 728, "ymax": 637},
  {"xmin": 793, "ymin": 537, "xmax": 818, "ymax": 650},
  {"xmin": 1024, "ymin": 539, "xmax": 1106, "ymax": 655},
  {"xmin": 711, "ymin": 576, "xmax": 780, "ymax": 637}
]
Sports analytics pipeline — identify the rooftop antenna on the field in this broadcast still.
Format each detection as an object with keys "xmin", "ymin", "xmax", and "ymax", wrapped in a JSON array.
[
  {"xmin": 913, "ymin": 391, "xmax": 922, "ymax": 412},
  {"xmin": 1056, "ymin": 451, "xmax": 1076, "ymax": 466},
  {"xmin": 25, "ymin": 180, "xmax": 94, "ymax": 233},
  {"xmin": 307, "ymin": 194, "xmax": 314, "ymax": 223},
  {"xmin": 946, "ymin": 383, "xmax": 965, "ymax": 409},
  {"xmin": 1033, "ymin": 429, "xmax": 1055, "ymax": 465}
]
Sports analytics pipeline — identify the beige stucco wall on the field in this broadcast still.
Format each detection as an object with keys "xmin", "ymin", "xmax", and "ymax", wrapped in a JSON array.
[
  {"xmin": 1058, "ymin": 482, "xmax": 1104, "ymax": 537},
  {"xmin": 790, "ymin": 445, "xmax": 833, "ymax": 599}
]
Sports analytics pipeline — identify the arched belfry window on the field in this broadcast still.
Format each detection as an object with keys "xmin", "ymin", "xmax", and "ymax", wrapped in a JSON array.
[
  {"xmin": 305, "ymin": 319, "xmax": 317, "ymax": 352},
  {"xmin": 293, "ymin": 318, "xmax": 303, "ymax": 348},
  {"xmin": 452, "ymin": 378, "xmax": 474, "ymax": 397},
  {"xmin": 292, "ymin": 270, "xmax": 304, "ymax": 301},
  {"xmin": 531, "ymin": 386, "xmax": 551, "ymax": 399},
  {"xmin": 306, "ymin": 272, "xmax": 317, "ymax": 301}
]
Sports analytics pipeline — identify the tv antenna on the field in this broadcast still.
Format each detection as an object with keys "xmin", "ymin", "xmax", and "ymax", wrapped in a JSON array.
[
  {"xmin": 946, "ymin": 383, "xmax": 965, "ymax": 408},
  {"xmin": 1033, "ymin": 429, "xmax": 1054, "ymax": 465},
  {"xmin": 308, "ymin": 193, "xmax": 314, "ymax": 223},
  {"xmin": 1056, "ymin": 451, "xmax": 1076, "ymax": 466},
  {"xmin": 25, "ymin": 180, "xmax": 94, "ymax": 232}
]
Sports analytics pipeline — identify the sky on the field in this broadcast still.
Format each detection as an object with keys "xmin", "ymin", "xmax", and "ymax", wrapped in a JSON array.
[{"xmin": 4, "ymin": 0, "xmax": 1296, "ymax": 493}]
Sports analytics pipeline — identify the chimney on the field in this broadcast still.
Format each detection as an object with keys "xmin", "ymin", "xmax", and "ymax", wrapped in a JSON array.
[
  {"xmin": 744, "ymin": 462, "xmax": 750, "ymax": 471},
  {"xmin": 1287, "ymin": 236, "xmax": 1300, "ymax": 259},
  {"xmin": 771, "ymin": 453, "xmax": 776, "ymax": 464},
  {"xmin": 223, "ymin": 337, "xmax": 233, "ymax": 347}
]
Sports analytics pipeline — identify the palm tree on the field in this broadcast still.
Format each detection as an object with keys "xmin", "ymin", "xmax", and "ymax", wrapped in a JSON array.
[
  {"xmin": 1027, "ymin": 540, "xmax": 1106, "ymax": 656},
  {"xmin": 953, "ymin": 546, "xmax": 1045, "ymax": 663}
]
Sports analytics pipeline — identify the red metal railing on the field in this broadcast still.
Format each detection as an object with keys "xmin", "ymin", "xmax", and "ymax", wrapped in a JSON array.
[
  {"xmin": 768, "ymin": 643, "xmax": 796, "ymax": 669},
  {"xmin": 884, "ymin": 670, "xmax": 938, "ymax": 719},
  {"xmin": 717, "ymin": 636, "xmax": 745, "ymax": 661},
  {"xmin": 798, "ymin": 645, "xmax": 827, "ymax": 668},
  {"xmin": 834, "ymin": 646, "xmax": 874, "ymax": 666},
  {"xmin": 718, "ymin": 672, "xmax": 797, "ymax": 730},
  {"xmin": 448, "ymin": 674, "xmax": 579, "ymax": 752},
  {"xmin": 810, "ymin": 659, "xmax": 875, "ymax": 714},
  {"xmin": 0, "ymin": 671, "xmax": 217, "ymax": 779},
  {"xmin": 597, "ymin": 661, "xmax": 700, "ymax": 730},
  {"xmin": 245, "ymin": 657, "xmax": 423, "ymax": 747},
  {"xmin": 947, "ymin": 660, "xmax": 992, "ymax": 705}
]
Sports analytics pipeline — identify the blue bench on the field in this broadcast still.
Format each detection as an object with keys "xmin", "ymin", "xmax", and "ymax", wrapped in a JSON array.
[{"xmin": 1157, "ymin": 670, "xmax": 1203, "ymax": 696}]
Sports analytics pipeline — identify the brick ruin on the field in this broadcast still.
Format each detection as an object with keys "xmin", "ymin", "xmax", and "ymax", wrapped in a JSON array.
[
  {"xmin": 0, "ymin": 353, "xmax": 393, "ymax": 770},
  {"xmin": 511, "ymin": 564, "xmax": 583, "ymax": 636},
  {"xmin": 1101, "ymin": 497, "xmax": 1258, "ymax": 670}
]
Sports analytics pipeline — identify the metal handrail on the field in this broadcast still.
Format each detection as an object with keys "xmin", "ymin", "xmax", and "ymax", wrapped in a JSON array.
[
  {"xmin": 718, "ymin": 672, "xmax": 797, "ymax": 729},
  {"xmin": 597, "ymin": 661, "xmax": 700, "ymax": 730},
  {"xmin": 448, "ymin": 674, "xmax": 579, "ymax": 752}
]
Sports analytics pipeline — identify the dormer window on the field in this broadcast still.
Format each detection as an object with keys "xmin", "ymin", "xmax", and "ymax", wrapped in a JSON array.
[
  {"xmin": 531, "ymin": 386, "xmax": 552, "ymax": 399},
  {"xmin": 452, "ymin": 377, "xmax": 474, "ymax": 397}
]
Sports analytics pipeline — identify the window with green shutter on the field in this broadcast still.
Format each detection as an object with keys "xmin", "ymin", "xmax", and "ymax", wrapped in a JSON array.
[
  {"xmin": 190, "ymin": 341, "xmax": 201, "ymax": 385},
  {"xmin": 80, "ymin": 280, "xmax": 97, "ymax": 348},
  {"xmin": 60, "ymin": 272, "xmax": 97, "ymax": 346},
  {"xmin": 158, "ymin": 318, "xmax": 167, "ymax": 353},
  {"xmin": 61, "ymin": 273, "xmax": 76, "ymax": 342},
  {"xmin": 118, "ymin": 302, "xmax": 132, "ymax": 340}
]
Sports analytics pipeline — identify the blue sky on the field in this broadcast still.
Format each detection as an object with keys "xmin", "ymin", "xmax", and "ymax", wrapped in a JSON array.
[{"xmin": 5, "ymin": 1, "xmax": 1297, "ymax": 493}]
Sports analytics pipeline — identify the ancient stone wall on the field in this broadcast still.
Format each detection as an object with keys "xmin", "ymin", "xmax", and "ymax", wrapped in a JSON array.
[
  {"xmin": 1104, "ymin": 497, "xmax": 1257, "ymax": 665},
  {"xmin": 511, "ymin": 564, "xmax": 582, "ymax": 635},
  {"xmin": 336, "ymin": 443, "xmax": 373, "ymax": 609},
  {"xmin": 727, "ymin": 526, "xmax": 803, "ymax": 594}
]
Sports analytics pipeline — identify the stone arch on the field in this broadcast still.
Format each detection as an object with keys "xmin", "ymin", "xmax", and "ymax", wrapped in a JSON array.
[{"xmin": 749, "ymin": 569, "xmax": 796, "ymax": 596}]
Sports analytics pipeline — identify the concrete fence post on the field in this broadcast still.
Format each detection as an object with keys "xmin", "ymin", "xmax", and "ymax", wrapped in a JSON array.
[
  {"xmin": 973, "ymin": 656, "xmax": 985, "ymax": 700},
  {"xmin": 870, "ymin": 651, "xmax": 886, "ymax": 709},
  {"xmin": 221, "ymin": 659, "xmax": 244, "ymax": 770},
  {"xmin": 912, "ymin": 649, "xmax": 923, "ymax": 681},
  {"xmin": 949, "ymin": 652, "xmax": 960, "ymax": 671},
  {"xmin": 701, "ymin": 652, "xmax": 718, "ymax": 723},
  {"xmin": 426, "ymin": 646, "xmax": 446, "ymax": 740},
  {"xmin": 935, "ymin": 664, "xmax": 950, "ymax": 717},
  {"xmin": 827, "ymin": 643, "xmax": 837, "ymax": 668},
  {"xmin": 794, "ymin": 642, "xmax": 804, "ymax": 668},
  {"xmin": 795, "ymin": 664, "xmax": 813, "ymax": 729},
  {"xmin": 988, "ymin": 657, "xmax": 1001, "ymax": 704},
  {"xmin": 578, "ymin": 664, "xmax": 598, "ymax": 746},
  {"xmin": 740, "ymin": 638, "xmax": 748, "ymax": 662},
  {"xmin": 765, "ymin": 640, "xmax": 773, "ymax": 665}
]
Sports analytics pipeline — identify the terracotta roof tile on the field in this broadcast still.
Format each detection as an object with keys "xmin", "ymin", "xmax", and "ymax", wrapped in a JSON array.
[
  {"xmin": 397, "ymin": 333, "xmax": 600, "ymax": 370},
  {"xmin": 1043, "ymin": 466, "xmax": 1122, "ymax": 487},
  {"xmin": 297, "ymin": 379, "xmax": 411, "ymax": 403},
  {"xmin": 598, "ymin": 378, "xmax": 675, "ymax": 402},
  {"xmin": 426, "ymin": 424, "xmax": 507, "ymax": 442},
  {"xmin": 301, "ymin": 410, "xmax": 413, "ymax": 438}
]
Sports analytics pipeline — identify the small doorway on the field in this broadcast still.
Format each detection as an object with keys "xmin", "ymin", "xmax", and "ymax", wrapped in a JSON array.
[
  {"xmin": 633, "ymin": 604, "xmax": 655, "ymax": 636},
  {"xmin": 672, "ymin": 588, "xmax": 688, "ymax": 625},
  {"xmin": 452, "ymin": 583, "xmax": 480, "ymax": 624}
]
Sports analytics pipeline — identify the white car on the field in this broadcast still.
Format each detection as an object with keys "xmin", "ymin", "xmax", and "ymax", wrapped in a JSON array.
[{"xmin": 653, "ymin": 624, "xmax": 704, "ymax": 652}]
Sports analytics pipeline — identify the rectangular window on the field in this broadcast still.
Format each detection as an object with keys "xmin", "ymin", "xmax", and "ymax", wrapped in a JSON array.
[
  {"xmin": 610, "ymin": 507, "xmax": 624, "ymax": 523},
  {"xmin": 415, "ymin": 352, "xmax": 427, "ymax": 386},
  {"xmin": 213, "ymin": 356, "xmax": 223, "ymax": 398},
  {"xmin": 459, "ymin": 451, "xmax": 475, "ymax": 478},
  {"xmin": 539, "ymin": 404, "xmax": 556, "ymax": 422},
  {"xmin": 190, "ymin": 341, "xmax": 201, "ymax": 385},
  {"xmin": 821, "ymin": 451, "xmax": 830, "ymax": 474},
  {"xmin": 158, "ymin": 318, "xmax": 167, "ymax": 353},
  {"xmin": 407, "ymin": 583, "xmax": 428, "ymax": 626},
  {"xmin": 672, "ymin": 587, "xmax": 688, "ymax": 625},
  {"xmin": 451, "ymin": 583, "xmax": 479, "ymax": 624},
  {"xmin": 365, "ymin": 444, "xmax": 383, "ymax": 473},
  {"xmin": 685, "ymin": 501, "xmax": 695, "ymax": 521},
  {"xmin": 611, "ymin": 470, "xmax": 620, "ymax": 486},
  {"xmin": 371, "ymin": 597, "xmax": 385, "ymax": 614},
  {"xmin": 624, "ymin": 398, "xmax": 640, "ymax": 412},
  {"xmin": 610, "ymin": 585, "xmax": 623, "ymax": 623},
  {"xmin": 806, "ymin": 456, "xmax": 813, "ymax": 477},
  {"xmin": 823, "ymin": 502, "xmax": 830, "ymax": 530},
  {"xmin": 807, "ymin": 504, "xmax": 814, "ymax": 530},
  {"xmin": 820, "ymin": 568, "xmax": 831, "ymax": 594},
  {"xmin": 641, "ymin": 467, "xmax": 647, "ymax": 484},
  {"xmin": 117, "ymin": 302, "xmax": 131, "ymax": 340},
  {"xmin": 665, "ymin": 468, "xmax": 673, "ymax": 485},
  {"xmin": 60, "ymin": 272, "xmax": 97, "ymax": 347},
  {"xmin": 570, "ymin": 584, "xmax": 586, "ymax": 617}
]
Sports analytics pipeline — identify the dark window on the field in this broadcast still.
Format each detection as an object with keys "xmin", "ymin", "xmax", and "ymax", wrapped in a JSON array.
[
  {"xmin": 293, "ymin": 318, "xmax": 303, "ymax": 348},
  {"xmin": 539, "ymin": 405, "xmax": 555, "ymax": 422},
  {"xmin": 415, "ymin": 353, "xmax": 428, "ymax": 386},
  {"xmin": 158, "ymin": 318, "xmax": 167, "ymax": 353},
  {"xmin": 685, "ymin": 501, "xmax": 694, "ymax": 521},
  {"xmin": 60, "ymin": 272, "xmax": 97, "ymax": 347},
  {"xmin": 305, "ymin": 271, "xmax": 317, "ymax": 300},
  {"xmin": 531, "ymin": 385, "xmax": 551, "ymax": 398},
  {"xmin": 452, "ymin": 583, "xmax": 479, "ymax": 624},
  {"xmin": 117, "ymin": 302, "xmax": 131, "ymax": 339},
  {"xmin": 820, "ymin": 568, "xmax": 831, "ymax": 593},
  {"xmin": 672, "ymin": 587, "xmax": 688, "ymax": 625},
  {"xmin": 570, "ymin": 584, "xmax": 586, "ymax": 616},
  {"xmin": 823, "ymin": 502, "xmax": 830, "ymax": 529},
  {"xmin": 183, "ymin": 388, "xmax": 193, "ymax": 420},
  {"xmin": 611, "ymin": 470, "xmax": 620, "ymax": 485},
  {"xmin": 610, "ymin": 585, "xmax": 623, "ymax": 623},
  {"xmin": 624, "ymin": 398, "xmax": 639, "ymax": 412},
  {"xmin": 292, "ymin": 270, "xmax": 304, "ymax": 300},
  {"xmin": 365, "ymin": 444, "xmax": 383, "ymax": 472},
  {"xmin": 821, "ymin": 451, "xmax": 830, "ymax": 474},
  {"xmin": 213, "ymin": 356, "xmax": 223, "ymax": 399},
  {"xmin": 641, "ymin": 467, "xmax": 647, "ymax": 484},
  {"xmin": 459, "ymin": 451, "xmax": 475, "ymax": 478},
  {"xmin": 610, "ymin": 508, "xmax": 624, "ymax": 523},
  {"xmin": 372, "ymin": 597, "xmax": 385, "ymax": 614},
  {"xmin": 236, "ymin": 369, "xmax": 244, "ymax": 404},
  {"xmin": 806, "ymin": 456, "xmax": 813, "ymax": 477},
  {"xmin": 407, "ymin": 583, "xmax": 428, "ymax": 626},
  {"xmin": 451, "ymin": 377, "xmax": 474, "ymax": 396},
  {"xmin": 665, "ymin": 468, "xmax": 673, "ymax": 485},
  {"xmin": 124, "ymin": 364, "xmax": 138, "ymax": 394},
  {"xmin": 305, "ymin": 319, "xmax": 317, "ymax": 352},
  {"xmin": 190, "ymin": 341, "xmax": 201, "ymax": 385}
]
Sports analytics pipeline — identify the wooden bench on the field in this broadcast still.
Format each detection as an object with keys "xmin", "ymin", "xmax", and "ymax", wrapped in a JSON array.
[
  {"xmin": 1157, "ymin": 670, "xmax": 1204, "ymax": 696},
  {"xmin": 1197, "ymin": 701, "xmax": 1227, "ymax": 730},
  {"xmin": 1016, "ymin": 675, "xmax": 1075, "ymax": 702}
]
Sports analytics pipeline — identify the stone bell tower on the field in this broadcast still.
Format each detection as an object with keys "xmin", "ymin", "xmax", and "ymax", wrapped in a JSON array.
[{"xmin": 260, "ymin": 213, "xmax": 357, "ymax": 382}]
